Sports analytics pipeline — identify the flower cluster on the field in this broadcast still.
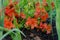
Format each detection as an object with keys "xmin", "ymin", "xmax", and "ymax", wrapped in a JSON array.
[
  {"xmin": 25, "ymin": 2, "xmax": 52, "ymax": 34},
  {"xmin": 4, "ymin": 0, "xmax": 55, "ymax": 34},
  {"xmin": 4, "ymin": 2, "xmax": 18, "ymax": 29}
]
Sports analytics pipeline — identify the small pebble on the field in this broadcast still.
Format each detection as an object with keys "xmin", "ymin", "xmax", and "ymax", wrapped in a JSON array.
[
  {"xmin": 34, "ymin": 36, "xmax": 41, "ymax": 40},
  {"xmin": 30, "ymin": 33, "xmax": 34, "ymax": 37}
]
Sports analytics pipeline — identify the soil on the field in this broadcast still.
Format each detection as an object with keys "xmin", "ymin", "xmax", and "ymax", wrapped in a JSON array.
[
  {"xmin": 22, "ymin": 28, "xmax": 53, "ymax": 40},
  {"xmin": 2, "ymin": 27, "xmax": 58, "ymax": 40}
]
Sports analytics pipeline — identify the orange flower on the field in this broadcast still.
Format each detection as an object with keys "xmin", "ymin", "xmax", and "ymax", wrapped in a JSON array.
[
  {"xmin": 25, "ymin": 17, "xmax": 38, "ymax": 29},
  {"xmin": 35, "ymin": 2, "xmax": 40, "ymax": 13},
  {"xmin": 4, "ymin": 17, "xmax": 14, "ymax": 29},
  {"xmin": 34, "ymin": 12, "xmax": 40, "ymax": 18},
  {"xmin": 5, "ymin": 1, "xmax": 18, "ymax": 17},
  {"xmin": 14, "ymin": 12, "xmax": 19, "ymax": 18},
  {"xmin": 42, "ymin": 0, "xmax": 48, "ymax": 6},
  {"xmin": 14, "ymin": 1, "xmax": 18, "ymax": 5},
  {"xmin": 40, "ymin": 12, "xmax": 49, "ymax": 21},
  {"xmin": 51, "ymin": 2, "xmax": 55, "ymax": 9},
  {"xmin": 20, "ymin": 12, "xmax": 26, "ymax": 19},
  {"xmin": 39, "ymin": 22, "xmax": 52, "ymax": 34},
  {"xmin": 34, "ymin": 7, "xmax": 41, "ymax": 18},
  {"xmin": 35, "ymin": 2, "xmax": 40, "ymax": 7},
  {"xmin": 5, "ymin": 4, "xmax": 15, "ymax": 17},
  {"xmin": 46, "ymin": 25, "xmax": 52, "ymax": 34},
  {"xmin": 9, "ymin": 17, "xmax": 14, "ymax": 22},
  {"xmin": 43, "ymin": 0, "xmax": 46, "ymax": 2},
  {"xmin": 36, "ymin": 7, "xmax": 41, "ymax": 13},
  {"xmin": 39, "ymin": 22, "xmax": 44, "ymax": 29},
  {"xmin": 40, "ymin": 8, "xmax": 49, "ymax": 21},
  {"xmin": 41, "ymin": 8, "xmax": 46, "ymax": 12},
  {"xmin": 9, "ymin": 0, "xmax": 12, "ymax": 3}
]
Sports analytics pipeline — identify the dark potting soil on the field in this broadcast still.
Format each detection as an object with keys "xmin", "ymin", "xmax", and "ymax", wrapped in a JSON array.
[
  {"xmin": 22, "ymin": 26, "xmax": 58, "ymax": 40},
  {"xmin": 22, "ymin": 28, "xmax": 53, "ymax": 40},
  {"xmin": 2, "ymin": 35, "xmax": 12, "ymax": 40},
  {"xmin": 2, "ymin": 27, "xmax": 58, "ymax": 40}
]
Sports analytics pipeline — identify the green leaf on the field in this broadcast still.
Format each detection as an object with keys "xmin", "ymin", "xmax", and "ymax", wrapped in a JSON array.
[
  {"xmin": 28, "ymin": 9, "xmax": 35, "ymax": 17},
  {"xmin": 3, "ymin": 0, "xmax": 9, "ymax": 6},
  {"xmin": 19, "ymin": 19, "xmax": 26, "ymax": 28},
  {"xmin": 11, "ymin": 32, "xmax": 22, "ymax": 40},
  {"xmin": 0, "ymin": 31, "xmax": 3, "ymax": 39},
  {"xmin": 0, "ymin": 28, "xmax": 26, "ymax": 40},
  {"xmin": 0, "ymin": 0, "xmax": 4, "ymax": 27},
  {"xmin": 13, "ymin": 16, "xmax": 19, "ymax": 28},
  {"xmin": 15, "ymin": 3, "xmax": 20, "ymax": 14}
]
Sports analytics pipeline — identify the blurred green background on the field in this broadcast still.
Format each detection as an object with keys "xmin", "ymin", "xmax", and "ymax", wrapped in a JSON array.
[{"xmin": 55, "ymin": 0, "xmax": 60, "ymax": 40}]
